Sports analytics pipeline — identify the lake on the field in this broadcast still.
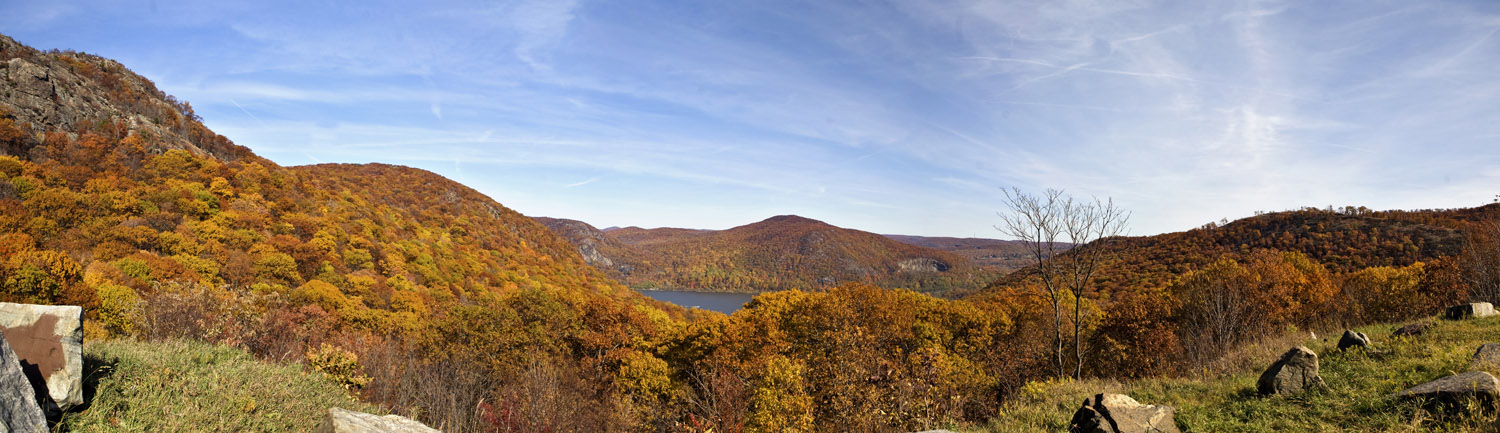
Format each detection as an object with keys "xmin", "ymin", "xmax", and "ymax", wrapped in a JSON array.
[{"xmin": 637, "ymin": 289, "xmax": 757, "ymax": 314}]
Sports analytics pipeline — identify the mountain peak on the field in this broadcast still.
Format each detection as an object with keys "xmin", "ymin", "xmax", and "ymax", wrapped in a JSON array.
[{"xmin": 760, "ymin": 215, "xmax": 826, "ymax": 225}]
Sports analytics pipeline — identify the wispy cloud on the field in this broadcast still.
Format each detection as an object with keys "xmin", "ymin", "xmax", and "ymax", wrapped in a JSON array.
[
  {"xmin": 563, "ymin": 177, "xmax": 599, "ymax": 188},
  {"xmin": 6, "ymin": 0, "xmax": 1498, "ymax": 237}
]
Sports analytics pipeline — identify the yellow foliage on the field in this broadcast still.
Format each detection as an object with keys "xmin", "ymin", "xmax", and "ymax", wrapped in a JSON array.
[
  {"xmin": 95, "ymin": 283, "xmax": 141, "ymax": 337},
  {"xmin": 305, "ymin": 343, "xmax": 371, "ymax": 391},
  {"xmin": 745, "ymin": 355, "xmax": 813, "ymax": 433},
  {"xmin": 292, "ymin": 280, "xmax": 353, "ymax": 313},
  {"xmin": 389, "ymin": 290, "xmax": 428, "ymax": 316},
  {"xmin": 616, "ymin": 350, "xmax": 675, "ymax": 401}
]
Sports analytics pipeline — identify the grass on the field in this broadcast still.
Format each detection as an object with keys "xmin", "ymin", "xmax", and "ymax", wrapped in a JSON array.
[
  {"xmin": 974, "ymin": 316, "xmax": 1500, "ymax": 432},
  {"xmin": 57, "ymin": 338, "xmax": 378, "ymax": 432}
]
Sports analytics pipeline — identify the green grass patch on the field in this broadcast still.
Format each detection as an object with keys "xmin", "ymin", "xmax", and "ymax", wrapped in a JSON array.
[
  {"xmin": 975, "ymin": 316, "xmax": 1500, "ymax": 432},
  {"xmin": 59, "ymin": 338, "xmax": 377, "ymax": 432}
]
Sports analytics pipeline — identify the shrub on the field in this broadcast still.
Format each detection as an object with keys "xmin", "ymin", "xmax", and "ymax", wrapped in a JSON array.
[{"xmin": 306, "ymin": 343, "xmax": 371, "ymax": 391}]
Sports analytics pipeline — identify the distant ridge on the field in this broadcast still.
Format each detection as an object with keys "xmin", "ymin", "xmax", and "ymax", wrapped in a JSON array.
[
  {"xmin": 883, "ymin": 234, "xmax": 1058, "ymax": 272},
  {"xmin": 536, "ymin": 215, "xmax": 998, "ymax": 293},
  {"xmin": 970, "ymin": 204, "xmax": 1500, "ymax": 300}
]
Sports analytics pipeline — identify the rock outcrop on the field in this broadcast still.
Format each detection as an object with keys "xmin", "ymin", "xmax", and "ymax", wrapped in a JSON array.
[
  {"xmin": 1445, "ymin": 302, "xmax": 1496, "ymax": 320},
  {"xmin": 0, "ymin": 34, "xmax": 254, "ymax": 161},
  {"xmin": 897, "ymin": 258, "xmax": 952, "ymax": 273},
  {"xmin": 1395, "ymin": 371, "xmax": 1500, "ymax": 405},
  {"xmin": 0, "ymin": 303, "xmax": 83, "ymax": 415},
  {"xmin": 1471, "ymin": 344, "xmax": 1500, "ymax": 371},
  {"xmin": 0, "ymin": 334, "xmax": 46, "ymax": 433},
  {"xmin": 317, "ymin": 407, "xmax": 440, "ymax": 433},
  {"xmin": 1393, "ymin": 321, "xmax": 1434, "ymax": 337},
  {"xmin": 1068, "ymin": 393, "xmax": 1181, "ymax": 433},
  {"xmin": 1258, "ymin": 346, "xmax": 1325, "ymax": 395},
  {"xmin": 1337, "ymin": 330, "xmax": 1370, "ymax": 350}
]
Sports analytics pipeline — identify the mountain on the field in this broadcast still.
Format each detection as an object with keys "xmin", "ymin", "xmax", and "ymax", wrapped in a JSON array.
[
  {"xmin": 0, "ymin": 34, "xmax": 700, "ymax": 428},
  {"xmin": 882, "ymin": 234, "xmax": 1056, "ymax": 272},
  {"xmin": 970, "ymin": 205, "xmax": 1495, "ymax": 300},
  {"xmin": 537, "ymin": 214, "xmax": 999, "ymax": 293},
  {"xmin": 533, "ymin": 216, "xmax": 643, "ymax": 275}
]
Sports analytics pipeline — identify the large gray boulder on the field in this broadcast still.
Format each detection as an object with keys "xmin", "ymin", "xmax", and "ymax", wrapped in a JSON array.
[
  {"xmin": 317, "ymin": 407, "xmax": 440, "ymax": 433},
  {"xmin": 1337, "ymin": 330, "xmax": 1370, "ymax": 350},
  {"xmin": 0, "ymin": 303, "xmax": 83, "ymax": 415},
  {"xmin": 0, "ymin": 334, "xmax": 46, "ymax": 432},
  {"xmin": 1445, "ymin": 302, "xmax": 1496, "ymax": 320},
  {"xmin": 1068, "ymin": 393, "xmax": 1181, "ymax": 433},
  {"xmin": 1258, "ymin": 346, "xmax": 1325, "ymax": 395},
  {"xmin": 1395, "ymin": 371, "xmax": 1500, "ymax": 406},
  {"xmin": 1473, "ymin": 344, "xmax": 1500, "ymax": 371}
]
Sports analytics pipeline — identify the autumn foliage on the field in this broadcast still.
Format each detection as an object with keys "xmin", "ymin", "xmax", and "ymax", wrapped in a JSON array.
[{"xmin": 2, "ymin": 33, "xmax": 1498, "ymax": 432}]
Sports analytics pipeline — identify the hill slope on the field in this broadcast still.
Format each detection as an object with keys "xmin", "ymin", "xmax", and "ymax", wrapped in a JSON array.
[
  {"xmin": 539, "ymin": 215, "xmax": 999, "ymax": 293},
  {"xmin": 0, "ymin": 33, "xmax": 683, "ymax": 429},
  {"xmin": 980, "ymin": 315, "xmax": 1500, "ymax": 432},
  {"xmin": 62, "ymin": 338, "xmax": 378, "ymax": 431},
  {"xmin": 972, "ymin": 206, "xmax": 1496, "ymax": 299},
  {"xmin": 883, "ymin": 234, "xmax": 1050, "ymax": 272}
]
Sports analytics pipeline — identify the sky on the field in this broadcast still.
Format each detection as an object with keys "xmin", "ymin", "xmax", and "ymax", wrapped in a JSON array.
[{"xmin": 2, "ymin": 0, "xmax": 1498, "ymax": 238}]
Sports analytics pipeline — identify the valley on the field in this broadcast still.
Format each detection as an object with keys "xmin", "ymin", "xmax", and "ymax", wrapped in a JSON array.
[
  {"xmin": 536, "ymin": 215, "xmax": 1000, "ymax": 295},
  {"xmin": 1, "ymin": 26, "xmax": 1498, "ymax": 433}
]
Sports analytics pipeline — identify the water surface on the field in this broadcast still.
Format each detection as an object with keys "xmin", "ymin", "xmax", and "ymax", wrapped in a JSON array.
[{"xmin": 637, "ymin": 289, "xmax": 756, "ymax": 314}]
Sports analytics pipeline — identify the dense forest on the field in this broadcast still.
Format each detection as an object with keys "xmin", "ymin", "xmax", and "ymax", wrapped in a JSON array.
[
  {"xmin": 538, "ymin": 215, "xmax": 999, "ymax": 294},
  {"xmin": 3, "ymin": 33, "xmax": 1498, "ymax": 432},
  {"xmin": 882, "ymin": 234, "xmax": 1047, "ymax": 272}
]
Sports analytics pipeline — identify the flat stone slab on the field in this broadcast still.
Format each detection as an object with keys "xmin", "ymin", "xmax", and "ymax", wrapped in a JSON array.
[
  {"xmin": 1069, "ymin": 393, "xmax": 1181, "ymax": 433},
  {"xmin": 1445, "ymin": 302, "xmax": 1495, "ymax": 320},
  {"xmin": 317, "ymin": 407, "xmax": 440, "ymax": 433},
  {"xmin": 0, "ymin": 303, "xmax": 83, "ymax": 414},
  {"xmin": 0, "ymin": 334, "xmax": 46, "ymax": 432},
  {"xmin": 1392, "ymin": 322, "xmax": 1433, "ymax": 337},
  {"xmin": 1395, "ymin": 371, "xmax": 1500, "ymax": 405}
]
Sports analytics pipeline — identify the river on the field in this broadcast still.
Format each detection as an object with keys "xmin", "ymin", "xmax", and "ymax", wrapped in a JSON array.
[{"xmin": 636, "ymin": 289, "xmax": 757, "ymax": 314}]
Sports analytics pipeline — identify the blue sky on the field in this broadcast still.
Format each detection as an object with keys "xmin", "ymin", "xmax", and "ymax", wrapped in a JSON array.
[{"xmin": 3, "ymin": 0, "xmax": 1498, "ymax": 238}]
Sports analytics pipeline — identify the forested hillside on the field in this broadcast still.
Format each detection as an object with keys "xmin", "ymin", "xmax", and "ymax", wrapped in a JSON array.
[
  {"xmin": 0, "ymin": 34, "xmax": 1033, "ymax": 432},
  {"xmin": 976, "ymin": 205, "xmax": 1488, "ymax": 299},
  {"xmin": 539, "ymin": 215, "xmax": 999, "ymax": 293},
  {"xmin": 0, "ymin": 34, "xmax": 691, "ymax": 430},
  {"xmin": 883, "ymin": 234, "xmax": 1048, "ymax": 272},
  {"xmin": 969, "ymin": 204, "xmax": 1497, "ymax": 382}
]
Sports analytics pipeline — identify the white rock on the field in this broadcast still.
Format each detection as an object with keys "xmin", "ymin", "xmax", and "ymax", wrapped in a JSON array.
[
  {"xmin": 317, "ymin": 407, "xmax": 440, "ymax": 433},
  {"xmin": 0, "ymin": 303, "xmax": 82, "ymax": 414}
]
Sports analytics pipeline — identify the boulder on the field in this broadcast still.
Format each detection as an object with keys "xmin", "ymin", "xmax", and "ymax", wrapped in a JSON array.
[
  {"xmin": 1392, "ymin": 321, "xmax": 1433, "ymax": 337},
  {"xmin": 317, "ymin": 407, "xmax": 440, "ymax": 433},
  {"xmin": 1068, "ymin": 393, "xmax": 1181, "ymax": 433},
  {"xmin": 1337, "ymin": 330, "xmax": 1370, "ymax": 350},
  {"xmin": 0, "ymin": 303, "xmax": 83, "ymax": 415},
  {"xmin": 1472, "ymin": 344, "xmax": 1500, "ymax": 371},
  {"xmin": 1445, "ymin": 302, "xmax": 1496, "ymax": 320},
  {"xmin": 1395, "ymin": 371, "xmax": 1500, "ymax": 406},
  {"xmin": 0, "ymin": 334, "xmax": 47, "ymax": 432},
  {"xmin": 1257, "ymin": 346, "xmax": 1325, "ymax": 395}
]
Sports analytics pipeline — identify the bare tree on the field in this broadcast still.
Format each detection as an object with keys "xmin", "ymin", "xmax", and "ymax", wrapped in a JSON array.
[
  {"xmin": 1462, "ymin": 219, "xmax": 1500, "ymax": 304},
  {"xmin": 996, "ymin": 188, "xmax": 1129, "ymax": 379}
]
